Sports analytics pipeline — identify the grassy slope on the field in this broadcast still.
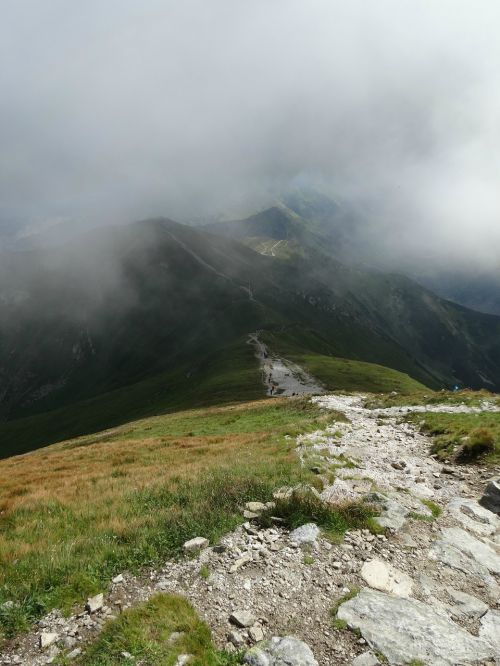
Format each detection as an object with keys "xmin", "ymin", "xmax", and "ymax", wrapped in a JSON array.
[
  {"xmin": 0, "ymin": 340, "xmax": 263, "ymax": 459},
  {"xmin": 0, "ymin": 397, "xmax": 346, "ymax": 639},
  {"xmin": 411, "ymin": 411, "xmax": 500, "ymax": 465},
  {"xmin": 365, "ymin": 389, "xmax": 500, "ymax": 409},
  {"xmin": 0, "ymin": 335, "xmax": 430, "ymax": 458},
  {"xmin": 261, "ymin": 330, "xmax": 426, "ymax": 394}
]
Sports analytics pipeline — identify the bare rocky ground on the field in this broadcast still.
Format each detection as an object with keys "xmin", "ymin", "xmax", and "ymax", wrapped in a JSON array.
[{"xmin": 2, "ymin": 393, "xmax": 500, "ymax": 665}]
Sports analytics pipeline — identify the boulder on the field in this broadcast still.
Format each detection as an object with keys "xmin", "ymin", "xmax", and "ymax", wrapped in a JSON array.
[
  {"xmin": 479, "ymin": 478, "xmax": 500, "ymax": 515},
  {"xmin": 243, "ymin": 636, "xmax": 318, "ymax": 666},
  {"xmin": 230, "ymin": 610, "xmax": 256, "ymax": 628},
  {"xmin": 360, "ymin": 559, "xmax": 413, "ymax": 597},
  {"xmin": 85, "ymin": 593, "xmax": 104, "ymax": 614},
  {"xmin": 39, "ymin": 633, "xmax": 58, "ymax": 650},
  {"xmin": 289, "ymin": 523, "xmax": 320, "ymax": 545},
  {"xmin": 183, "ymin": 537, "xmax": 209, "ymax": 553},
  {"xmin": 337, "ymin": 588, "xmax": 495, "ymax": 665},
  {"xmin": 447, "ymin": 497, "xmax": 498, "ymax": 536}
]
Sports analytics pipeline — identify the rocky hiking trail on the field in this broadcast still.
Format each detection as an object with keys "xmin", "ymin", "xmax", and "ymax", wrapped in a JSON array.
[
  {"xmin": 248, "ymin": 333, "xmax": 324, "ymax": 397},
  {"xmin": 2, "ymin": 393, "xmax": 500, "ymax": 665}
]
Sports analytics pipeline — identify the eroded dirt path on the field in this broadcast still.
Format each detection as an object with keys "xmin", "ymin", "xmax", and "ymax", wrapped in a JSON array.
[{"xmin": 3, "ymin": 395, "xmax": 500, "ymax": 665}]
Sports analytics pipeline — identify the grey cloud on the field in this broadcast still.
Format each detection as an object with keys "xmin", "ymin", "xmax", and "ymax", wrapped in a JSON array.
[{"xmin": 1, "ymin": 0, "xmax": 499, "ymax": 269}]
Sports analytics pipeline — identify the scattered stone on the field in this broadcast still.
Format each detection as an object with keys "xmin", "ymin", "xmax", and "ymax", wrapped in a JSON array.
[
  {"xmin": 352, "ymin": 652, "xmax": 380, "ymax": 666},
  {"xmin": 479, "ymin": 478, "xmax": 500, "ymax": 514},
  {"xmin": 248, "ymin": 624, "xmax": 265, "ymax": 642},
  {"xmin": 85, "ymin": 593, "xmax": 104, "ymax": 614},
  {"xmin": 360, "ymin": 559, "xmax": 413, "ymax": 597},
  {"xmin": 245, "ymin": 502, "xmax": 267, "ymax": 513},
  {"xmin": 112, "ymin": 574, "xmax": 124, "ymax": 584},
  {"xmin": 183, "ymin": 537, "xmax": 209, "ymax": 553},
  {"xmin": 39, "ymin": 633, "xmax": 59, "ymax": 650},
  {"xmin": 228, "ymin": 629, "xmax": 245, "ymax": 647},
  {"xmin": 229, "ymin": 555, "xmax": 253, "ymax": 573},
  {"xmin": 229, "ymin": 610, "xmax": 256, "ymax": 628},
  {"xmin": 289, "ymin": 523, "xmax": 320, "ymax": 545},
  {"xmin": 243, "ymin": 636, "xmax": 318, "ymax": 666},
  {"xmin": 243, "ymin": 510, "xmax": 260, "ymax": 519},
  {"xmin": 338, "ymin": 588, "xmax": 495, "ymax": 665},
  {"xmin": 174, "ymin": 656, "xmax": 192, "ymax": 666},
  {"xmin": 67, "ymin": 648, "xmax": 82, "ymax": 660},
  {"xmin": 398, "ymin": 533, "xmax": 417, "ymax": 548}
]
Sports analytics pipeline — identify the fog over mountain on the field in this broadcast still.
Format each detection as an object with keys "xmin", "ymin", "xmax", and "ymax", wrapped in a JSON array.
[{"xmin": 1, "ymin": 1, "xmax": 499, "ymax": 276}]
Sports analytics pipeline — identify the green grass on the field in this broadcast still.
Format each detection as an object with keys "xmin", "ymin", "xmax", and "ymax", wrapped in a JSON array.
[
  {"xmin": 421, "ymin": 499, "xmax": 442, "ymax": 518},
  {"xmin": 0, "ymin": 397, "xmax": 345, "ymax": 641},
  {"xmin": 259, "ymin": 490, "xmax": 379, "ymax": 541},
  {"xmin": 365, "ymin": 389, "xmax": 499, "ymax": 410},
  {"xmin": 74, "ymin": 594, "xmax": 238, "ymax": 665},
  {"xmin": 412, "ymin": 412, "xmax": 500, "ymax": 464}
]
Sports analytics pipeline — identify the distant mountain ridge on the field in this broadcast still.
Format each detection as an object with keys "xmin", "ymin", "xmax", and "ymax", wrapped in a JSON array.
[{"xmin": 1, "ymin": 213, "xmax": 500, "ymax": 455}]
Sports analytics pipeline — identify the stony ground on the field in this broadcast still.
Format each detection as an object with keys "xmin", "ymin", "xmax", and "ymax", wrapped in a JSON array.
[{"xmin": 2, "ymin": 394, "xmax": 499, "ymax": 665}]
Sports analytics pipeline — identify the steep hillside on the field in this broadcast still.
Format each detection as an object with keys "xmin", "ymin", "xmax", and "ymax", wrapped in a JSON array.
[{"xmin": 1, "ymin": 216, "xmax": 500, "ymax": 456}]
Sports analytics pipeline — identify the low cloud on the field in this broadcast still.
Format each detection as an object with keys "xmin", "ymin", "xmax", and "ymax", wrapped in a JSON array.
[{"xmin": 1, "ymin": 1, "xmax": 499, "ymax": 270}]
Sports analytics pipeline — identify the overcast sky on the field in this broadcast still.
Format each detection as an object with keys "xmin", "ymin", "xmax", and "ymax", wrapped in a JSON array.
[{"xmin": 1, "ymin": 1, "xmax": 499, "ymax": 268}]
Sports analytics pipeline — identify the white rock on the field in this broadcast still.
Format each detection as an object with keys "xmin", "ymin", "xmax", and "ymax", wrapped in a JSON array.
[
  {"xmin": 337, "ymin": 588, "xmax": 495, "ymax": 665},
  {"xmin": 228, "ymin": 630, "xmax": 245, "ymax": 647},
  {"xmin": 447, "ymin": 497, "xmax": 498, "ymax": 536},
  {"xmin": 243, "ymin": 636, "xmax": 318, "ymax": 665},
  {"xmin": 230, "ymin": 610, "xmax": 256, "ymax": 628},
  {"xmin": 67, "ymin": 648, "xmax": 82, "ymax": 660},
  {"xmin": 183, "ymin": 537, "xmax": 209, "ymax": 553},
  {"xmin": 447, "ymin": 589, "xmax": 488, "ymax": 619},
  {"xmin": 249, "ymin": 625, "xmax": 265, "ymax": 642},
  {"xmin": 229, "ymin": 555, "xmax": 253, "ymax": 573},
  {"xmin": 479, "ymin": 609, "xmax": 500, "ymax": 653},
  {"xmin": 245, "ymin": 502, "xmax": 267, "ymax": 513},
  {"xmin": 85, "ymin": 593, "xmax": 104, "ymax": 613},
  {"xmin": 289, "ymin": 523, "xmax": 320, "ymax": 545},
  {"xmin": 174, "ymin": 656, "xmax": 193, "ymax": 666},
  {"xmin": 361, "ymin": 559, "xmax": 413, "ymax": 597},
  {"xmin": 112, "ymin": 574, "xmax": 124, "ymax": 584},
  {"xmin": 39, "ymin": 633, "xmax": 58, "ymax": 650},
  {"xmin": 352, "ymin": 652, "xmax": 380, "ymax": 666}
]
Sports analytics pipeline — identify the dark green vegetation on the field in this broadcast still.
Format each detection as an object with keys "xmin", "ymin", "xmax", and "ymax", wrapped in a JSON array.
[
  {"xmin": 76, "ymin": 594, "xmax": 238, "ymax": 665},
  {"xmin": 412, "ymin": 412, "xmax": 500, "ymax": 464},
  {"xmin": 0, "ymin": 398, "xmax": 357, "ymax": 640},
  {"xmin": 2, "ymin": 196, "xmax": 500, "ymax": 457}
]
